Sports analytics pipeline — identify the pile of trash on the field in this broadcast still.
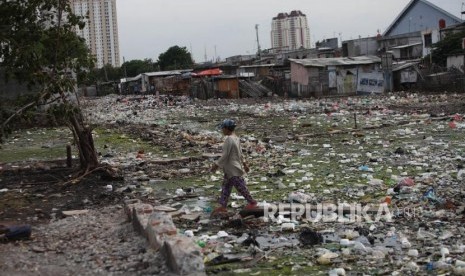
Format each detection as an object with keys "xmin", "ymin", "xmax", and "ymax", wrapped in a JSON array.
[{"xmin": 77, "ymin": 93, "xmax": 465, "ymax": 274}]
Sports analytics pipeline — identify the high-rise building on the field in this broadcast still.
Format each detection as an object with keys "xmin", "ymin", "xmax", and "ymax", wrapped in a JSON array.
[
  {"xmin": 70, "ymin": 0, "xmax": 120, "ymax": 68},
  {"xmin": 271, "ymin": 10, "xmax": 311, "ymax": 52}
]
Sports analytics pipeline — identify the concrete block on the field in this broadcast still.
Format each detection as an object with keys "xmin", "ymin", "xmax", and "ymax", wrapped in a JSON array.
[
  {"xmin": 123, "ymin": 199, "xmax": 142, "ymax": 221},
  {"xmin": 146, "ymin": 212, "xmax": 177, "ymax": 250},
  {"xmin": 132, "ymin": 203, "xmax": 154, "ymax": 237},
  {"xmin": 162, "ymin": 236, "xmax": 205, "ymax": 275}
]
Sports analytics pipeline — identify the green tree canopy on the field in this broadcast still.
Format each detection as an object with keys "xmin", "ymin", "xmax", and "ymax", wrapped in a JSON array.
[
  {"xmin": 80, "ymin": 64, "xmax": 122, "ymax": 85},
  {"xmin": 0, "ymin": 0, "xmax": 93, "ymax": 89},
  {"xmin": 431, "ymin": 30, "xmax": 465, "ymax": 67},
  {"xmin": 121, "ymin": 59, "xmax": 155, "ymax": 77},
  {"xmin": 157, "ymin": 46, "xmax": 193, "ymax": 71},
  {"xmin": 0, "ymin": 0, "xmax": 100, "ymax": 171}
]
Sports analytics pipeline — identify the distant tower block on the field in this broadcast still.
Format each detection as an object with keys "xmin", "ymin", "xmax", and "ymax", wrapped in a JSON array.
[{"xmin": 271, "ymin": 10, "xmax": 311, "ymax": 53}]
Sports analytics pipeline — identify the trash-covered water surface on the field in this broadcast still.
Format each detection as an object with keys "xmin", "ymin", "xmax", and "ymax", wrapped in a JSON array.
[{"xmin": 7, "ymin": 93, "xmax": 465, "ymax": 275}]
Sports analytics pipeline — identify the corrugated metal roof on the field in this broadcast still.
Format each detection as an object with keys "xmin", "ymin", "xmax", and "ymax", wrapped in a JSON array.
[
  {"xmin": 143, "ymin": 70, "xmax": 185, "ymax": 77},
  {"xmin": 239, "ymin": 64, "xmax": 276, "ymax": 68},
  {"xmin": 122, "ymin": 74, "xmax": 142, "ymax": 82},
  {"xmin": 290, "ymin": 56, "xmax": 381, "ymax": 67},
  {"xmin": 391, "ymin": 42, "xmax": 422, "ymax": 49},
  {"xmin": 392, "ymin": 61, "xmax": 420, "ymax": 72},
  {"xmin": 383, "ymin": 0, "xmax": 462, "ymax": 36}
]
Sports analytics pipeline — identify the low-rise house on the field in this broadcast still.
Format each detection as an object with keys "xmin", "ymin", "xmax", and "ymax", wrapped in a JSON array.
[
  {"xmin": 289, "ymin": 56, "xmax": 383, "ymax": 97},
  {"xmin": 237, "ymin": 64, "xmax": 275, "ymax": 79},
  {"xmin": 342, "ymin": 36, "xmax": 380, "ymax": 57},
  {"xmin": 143, "ymin": 70, "xmax": 192, "ymax": 95},
  {"xmin": 392, "ymin": 61, "xmax": 421, "ymax": 90},
  {"xmin": 216, "ymin": 76, "xmax": 239, "ymax": 98},
  {"xmin": 380, "ymin": 0, "xmax": 462, "ymax": 60}
]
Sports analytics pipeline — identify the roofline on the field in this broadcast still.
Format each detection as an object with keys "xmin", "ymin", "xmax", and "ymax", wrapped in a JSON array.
[
  {"xmin": 383, "ymin": 0, "xmax": 462, "ymax": 36},
  {"xmin": 289, "ymin": 56, "xmax": 381, "ymax": 67}
]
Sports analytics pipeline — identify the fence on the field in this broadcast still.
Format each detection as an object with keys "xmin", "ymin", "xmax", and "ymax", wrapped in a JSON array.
[{"xmin": 415, "ymin": 65, "xmax": 465, "ymax": 93}]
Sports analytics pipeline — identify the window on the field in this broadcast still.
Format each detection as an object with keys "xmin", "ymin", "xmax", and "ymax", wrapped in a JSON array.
[{"xmin": 424, "ymin": 33, "xmax": 432, "ymax": 48}]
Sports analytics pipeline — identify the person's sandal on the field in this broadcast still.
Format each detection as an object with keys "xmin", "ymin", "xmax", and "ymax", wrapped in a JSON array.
[{"xmin": 211, "ymin": 206, "xmax": 227, "ymax": 216}]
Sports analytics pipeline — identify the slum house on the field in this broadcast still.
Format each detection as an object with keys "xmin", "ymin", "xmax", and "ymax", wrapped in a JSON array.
[
  {"xmin": 289, "ymin": 56, "xmax": 383, "ymax": 97},
  {"xmin": 392, "ymin": 61, "xmax": 421, "ymax": 90},
  {"xmin": 216, "ymin": 76, "xmax": 240, "ymax": 99},
  {"xmin": 379, "ymin": 0, "xmax": 462, "ymax": 60},
  {"xmin": 237, "ymin": 64, "xmax": 292, "ymax": 97},
  {"xmin": 342, "ymin": 36, "xmax": 380, "ymax": 57},
  {"xmin": 142, "ymin": 70, "xmax": 192, "ymax": 96},
  {"xmin": 120, "ymin": 74, "xmax": 142, "ymax": 94},
  {"xmin": 237, "ymin": 64, "xmax": 275, "ymax": 79},
  {"xmin": 190, "ymin": 68, "xmax": 225, "ymax": 100}
]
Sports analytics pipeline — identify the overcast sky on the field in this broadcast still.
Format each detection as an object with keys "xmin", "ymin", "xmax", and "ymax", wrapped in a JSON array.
[{"xmin": 116, "ymin": 0, "xmax": 462, "ymax": 63}]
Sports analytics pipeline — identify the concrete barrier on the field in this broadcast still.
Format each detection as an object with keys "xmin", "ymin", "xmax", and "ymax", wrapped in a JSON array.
[
  {"xmin": 132, "ymin": 203, "xmax": 154, "ymax": 238},
  {"xmin": 162, "ymin": 236, "xmax": 205, "ymax": 275},
  {"xmin": 146, "ymin": 212, "xmax": 177, "ymax": 250},
  {"xmin": 125, "ymin": 200, "xmax": 206, "ymax": 275}
]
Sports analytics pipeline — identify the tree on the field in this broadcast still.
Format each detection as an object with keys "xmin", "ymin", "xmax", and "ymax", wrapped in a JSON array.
[
  {"xmin": 80, "ymin": 64, "xmax": 122, "ymax": 85},
  {"xmin": 430, "ymin": 30, "xmax": 465, "ymax": 67},
  {"xmin": 121, "ymin": 59, "xmax": 155, "ymax": 77},
  {"xmin": 0, "ymin": 0, "xmax": 100, "ymax": 173},
  {"xmin": 157, "ymin": 46, "xmax": 193, "ymax": 71}
]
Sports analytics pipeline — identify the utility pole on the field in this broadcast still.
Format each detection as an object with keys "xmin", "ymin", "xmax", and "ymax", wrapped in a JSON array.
[
  {"xmin": 214, "ymin": 45, "xmax": 217, "ymax": 63},
  {"xmin": 123, "ymin": 56, "xmax": 127, "ymax": 78},
  {"xmin": 204, "ymin": 45, "xmax": 207, "ymax": 63},
  {"xmin": 255, "ymin": 24, "xmax": 261, "ymax": 60}
]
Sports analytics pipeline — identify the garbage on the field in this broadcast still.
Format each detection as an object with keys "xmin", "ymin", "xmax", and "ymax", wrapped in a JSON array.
[
  {"xmin": 0, "ymin": 224, "xmax": 32, "ymax": 241},
  {"xmin": 358, "ymin": 165, "xmax": 374, "ymax": 172},
  {"xmin": 317, "ymin": 252, "xmax": 339, "ymax": 265},
  {"xmin": 441, "ymin": 247, "xmax": 449, "ymax": 261},
  {"xmin": 6, "ymin": 93, "xmax": 465, "ymax": 274},
  {"xmin": 401, "ymin": 237, "xmax": 411, "ymax": 249},
  {"xmin": 298, "ymin": 227, "xmax": 323, "ymax": 246},
  {"xmin": 328, "ymin": 268, "xmax": 346, "ymax": 276},
  {"xmin": 241, "ymin": 233, "xmax": 260, "ymax": 248},
  {"xmin": 423, "ymin": 187, "xmax": 444, "ymax": 204},
  {"xmin": 281, "ymin": 222, "xmax": 295, "ymax": 231},
  {"xmin": 217, "ymin": 231, "xmax": 229, "ymax": 238},
  {"xmin": 456, "ymin": 260, "xmax": 465, "ymax": 267},
  {"xmin": 184, "ymin": 230, "xmax": 194, "ymax": 238},
  {"xmin": 197, "ymin": 241, "xmax": 206, "ymax": 248},
  {"xmin": 340, "ymin": 239, "xmax": 354, "ymax": 246},
  {"xmin": 175, "ymin": 189, "xmax": 186, "ymax": 196},
  {"xmin": 407, "ymin": 249, "xmax": 419, "ymax": 257},
  {"xmin": 405, "ymin": 261, "xmax": 420, "ymax": 272},
  {"xmin": 288, "ymin": 191, "xmax": 312, "ymax": 203}
]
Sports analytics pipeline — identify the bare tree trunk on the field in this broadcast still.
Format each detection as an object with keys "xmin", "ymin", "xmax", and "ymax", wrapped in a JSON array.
[{"xmin": 69, "ymin": 110, "xmax": 99, "ymax": 171}]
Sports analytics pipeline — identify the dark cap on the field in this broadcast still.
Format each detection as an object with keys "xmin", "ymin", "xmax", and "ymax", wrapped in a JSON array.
[{"xmin": 219, "ymin": 119, "xmax": 236, "ymax": 131}]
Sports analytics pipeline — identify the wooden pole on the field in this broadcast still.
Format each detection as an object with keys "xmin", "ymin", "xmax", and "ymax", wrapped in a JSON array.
[
  {"xmin": 66, "ymin": 144, "xmax": 72, "ymax": 168},
  {"xmin": 354, "ymin": 113, "xmax": 358, "ymax": 129}
]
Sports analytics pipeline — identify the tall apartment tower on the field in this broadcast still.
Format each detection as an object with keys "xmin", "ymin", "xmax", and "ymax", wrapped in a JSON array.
[
  {"xmin": 271, "ymin": 10, "xmax": 311, "ymax": 52},
  {"xmin": 69, "ymin": 0, "xmax": 120, "ymax": 68}
]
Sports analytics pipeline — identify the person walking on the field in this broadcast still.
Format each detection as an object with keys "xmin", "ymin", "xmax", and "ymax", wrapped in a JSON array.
[{"xmin": 211, "ymin": 119, "xmax": 257, "ymax": 215}]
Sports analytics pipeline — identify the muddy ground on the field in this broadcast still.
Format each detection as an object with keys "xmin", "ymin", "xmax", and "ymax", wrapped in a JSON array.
[{"xmin": 1, "ymin": 92, "xmax": 465, "ymax": 275}]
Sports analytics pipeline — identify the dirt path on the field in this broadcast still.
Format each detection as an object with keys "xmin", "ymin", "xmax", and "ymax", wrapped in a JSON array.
[{"xmin": 0, "ymin": 206, "xmax": 170, "ymax": 276}]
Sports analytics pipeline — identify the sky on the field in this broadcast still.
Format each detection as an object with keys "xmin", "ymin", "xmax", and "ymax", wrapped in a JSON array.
[{"xmin": 116, "ymin": 0, "xmax": 463, "ymax": 63}]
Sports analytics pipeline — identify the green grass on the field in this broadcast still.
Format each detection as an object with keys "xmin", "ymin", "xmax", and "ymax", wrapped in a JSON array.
[{"xmin": 0, "ymin": 128, "xmax": 74, "ymax": 163}]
